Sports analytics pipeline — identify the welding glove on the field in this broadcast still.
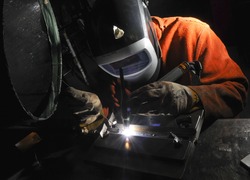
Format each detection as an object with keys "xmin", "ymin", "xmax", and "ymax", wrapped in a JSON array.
[
  {"xmin": 64, "ymin": 87, "xmax": 105, "ymax": 133},
  {"xmin": 128, "ymin": 81, "xmax": 201, "ymax": 116}
]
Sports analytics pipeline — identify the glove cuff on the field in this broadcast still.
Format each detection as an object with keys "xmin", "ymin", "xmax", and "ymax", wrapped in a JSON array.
[{"xmin": 186, "ymin": 86, "xmax": 201, "ymax": 111}]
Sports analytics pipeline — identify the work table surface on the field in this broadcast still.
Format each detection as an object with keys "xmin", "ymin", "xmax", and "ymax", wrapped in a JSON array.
[
  {"xmin": 184, "ymin": 118, "xmax": 250, "ymax": 180},
  {"xmin": 3, "ymin": 118, "xmax": 250, "ymax": 180}
]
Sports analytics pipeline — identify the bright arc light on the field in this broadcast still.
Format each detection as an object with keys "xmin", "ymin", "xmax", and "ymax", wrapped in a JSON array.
[{"xmin": 122, "ymin": 126, "xmax": 134, "ymax": 137}]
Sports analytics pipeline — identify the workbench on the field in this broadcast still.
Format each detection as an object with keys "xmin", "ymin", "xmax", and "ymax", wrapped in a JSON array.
[
  {"xmin": 3, "ymin": 118, "xmax": 250, "ymax": 180},
  {"xmin": 184, "ymin": 118, "xmax": 250, "ymax": 180}
]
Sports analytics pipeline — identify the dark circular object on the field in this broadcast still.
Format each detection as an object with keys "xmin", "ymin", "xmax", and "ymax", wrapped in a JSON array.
[{"xmin": 2, "ymin": 0, "xmax": 62, "ymax": 121}]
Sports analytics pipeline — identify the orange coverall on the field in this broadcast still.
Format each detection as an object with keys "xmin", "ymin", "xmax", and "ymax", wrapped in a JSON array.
[
  {"xmin": 151, "ymin": 16, "xmax": 248, "ymax": 121},
  {"xmin": 98, "ymin": 16, "xmax": 248, "ymax": 124}
]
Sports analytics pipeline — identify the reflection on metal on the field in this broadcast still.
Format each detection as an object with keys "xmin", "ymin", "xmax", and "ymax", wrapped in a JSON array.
[{"xmin": 124, "ymin": 137, "xmax": 131, "ymax": 151}]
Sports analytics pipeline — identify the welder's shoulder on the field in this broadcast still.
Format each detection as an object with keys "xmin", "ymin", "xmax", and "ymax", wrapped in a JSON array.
[
  {"xmin": 152, "ymin": 16, "xmax": 210, "ymax": 34},
  {"xmin": 175, "ymin": 16, "xmax": 210, "ymax": 28},
  {"xmin": 153, "ymin": 16, "xmax": 210, "ymax": 28}
]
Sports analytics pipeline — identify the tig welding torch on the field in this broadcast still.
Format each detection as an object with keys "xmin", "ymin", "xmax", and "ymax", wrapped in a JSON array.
[
  {"xmin": 119, "ymin": 61, "xmax": 202, "ymax": 127},
  {"xmin": 119, "ymin": 68, "xmax": 130, "ymax": 127}
]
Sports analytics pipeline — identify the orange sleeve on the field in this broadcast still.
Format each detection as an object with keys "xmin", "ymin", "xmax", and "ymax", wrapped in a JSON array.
[
  {"xmin": 190, "ymin": 26, "xmax": 248, "ymax": 121},
  {"xmin": 152, "ymin": 16, "xmax": 248, "ymax": 122}
]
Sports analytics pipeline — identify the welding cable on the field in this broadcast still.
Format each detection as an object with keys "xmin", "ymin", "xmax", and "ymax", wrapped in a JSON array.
[{"xmin": 63, "ymin": 30, "xmax": 90, "ymax": 86}]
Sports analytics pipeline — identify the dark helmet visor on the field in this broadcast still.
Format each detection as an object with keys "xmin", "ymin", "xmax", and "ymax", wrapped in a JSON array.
[{"xmin": 87, "ymin": 0, "xmax": 146, "ymax": 56}]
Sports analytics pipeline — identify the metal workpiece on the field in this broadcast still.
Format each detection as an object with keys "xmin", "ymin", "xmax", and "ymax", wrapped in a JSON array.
[{"xmin": 87, "ymin": 109, "xmax": 205, "ymax": 179}]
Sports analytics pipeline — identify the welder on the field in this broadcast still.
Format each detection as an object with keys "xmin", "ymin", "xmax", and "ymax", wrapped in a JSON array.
[{"xmin": 64, "ymin": 0, "xmax": 248, "ymax": 132}]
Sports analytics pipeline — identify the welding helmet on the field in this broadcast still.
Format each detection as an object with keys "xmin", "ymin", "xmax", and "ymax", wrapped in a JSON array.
[{"xmin": 86, "ymin": 0, "xmax": 162, "ymax": 88}]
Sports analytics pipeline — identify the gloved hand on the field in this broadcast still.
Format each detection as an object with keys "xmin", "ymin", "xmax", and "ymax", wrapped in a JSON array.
[
  {"xmin": 128, "ymin": 81, "xmax": 201, "ymax": 116},
  {"xmin": 64, "ymin": 87, "xmax": 104, "ymax": 133}
]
